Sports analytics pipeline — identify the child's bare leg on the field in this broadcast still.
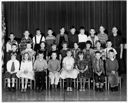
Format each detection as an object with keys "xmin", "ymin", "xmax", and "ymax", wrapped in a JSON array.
[
  {"xmin": 79, "ymin": 78, "xmax": 83, "ymax": 91},
  {"xmin": 21, "ymin": 78, "xmax": 24, "ymax": 89},
  {"xmin": 24, "ymin": 78, "xmax": 28, "ymax": 90},
  {"xmin": 12, "ymin": 78, "xmax": 15, "ymax": 87},
  {"xmin": 83, "ymin": 78, "xmax": 85, "ymax": 89},
  {"xmin": 7, "ymin": 78, "xmax": 11, "ymax": 88},
  {"xmin": 96, "ymin": 83, "xmax": 99, "ymax": 88},
  {"xmin": 100, "ymin": 83, "xmax": 104, "ymax": 88}
]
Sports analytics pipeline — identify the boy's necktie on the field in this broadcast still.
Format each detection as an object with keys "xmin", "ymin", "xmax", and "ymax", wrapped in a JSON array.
[{"xmin": 11, "ymin": 62, "xmax": 15, "ymax": 72}]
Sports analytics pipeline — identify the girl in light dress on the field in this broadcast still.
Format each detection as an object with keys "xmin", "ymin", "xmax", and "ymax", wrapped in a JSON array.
[
  {"xmin": 16, "ymin": 52, "xmax": 34, "ymax": 92},
  {"xmin": 60, "ymin": 50, "xmax": 79, "ymax": 91}
]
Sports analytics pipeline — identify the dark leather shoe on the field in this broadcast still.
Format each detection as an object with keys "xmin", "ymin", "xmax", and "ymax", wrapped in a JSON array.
[
  {"xmin": 12, "ymin": 87, "xmax": 16, "ymax": 92},
  {"xmin": 8, "ymin": 87, "xmax": 11, "ymax": 91},
  {"xmin": 99, "ymin": 88, "xmax": 104, "ymax": 92},
  {"xmin": 95, "ymin": 87, "xmax": 99, "ymax": 92}
]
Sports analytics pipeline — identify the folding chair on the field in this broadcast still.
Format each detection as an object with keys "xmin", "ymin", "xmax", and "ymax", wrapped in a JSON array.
[
  {"xmin": 108, "ymin": 76, "xmax": 121, "ymax": 90},
  {"xmin": 4, "ymin": 78, "xmax": 18, "ymax": 90}
]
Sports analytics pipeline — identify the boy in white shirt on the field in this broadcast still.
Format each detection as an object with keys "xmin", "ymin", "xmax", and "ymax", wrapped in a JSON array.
[
  {"xmin": 78, "ymin": 27, "xmax": 88, "ymax": 50},
  {"xmin": 5, "ymin": 53, "xmax": 20, "ymax": 91},
  {"xmin": 33, "ymin": 28, "xmax": 45, "ymax": 52}
]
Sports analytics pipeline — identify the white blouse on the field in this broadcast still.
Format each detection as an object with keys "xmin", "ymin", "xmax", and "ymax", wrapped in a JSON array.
[
  {"xmin": 63, "ymin": 57, "xmax": 74, "ymax": 70},
  {"xmin": 33, "ymin": 35, "xmax": 45, "ymax": 44},
  {"xmin": 78, "ymin": 34, "xmax": 88, "ymax": 43}
]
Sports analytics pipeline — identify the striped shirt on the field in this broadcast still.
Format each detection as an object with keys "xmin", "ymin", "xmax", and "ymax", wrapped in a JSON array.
[{"xmin": 97, "ymin": 33, "xmax": 108, "ymax": 44}]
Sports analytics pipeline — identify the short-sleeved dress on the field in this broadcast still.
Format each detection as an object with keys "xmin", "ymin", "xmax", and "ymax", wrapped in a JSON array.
[
  {"xmin": 76, "ymin": 59, "xmax": 91, "ymax": 78},
  {"xmin": 16, "ymin": 61, "xmax": 34, "ymax": 80},
  {"xmin": 60, "ymin": 57, "xmax": 79, "ymax": 79},
  {"xmin": 83, "ymin": 49, "xmax": 94, "ymax": 77}
]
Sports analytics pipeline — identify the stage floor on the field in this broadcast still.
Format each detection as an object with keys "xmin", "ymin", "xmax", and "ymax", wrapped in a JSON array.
[{"xmin": 2, "ymin": 74, "xmax": 127, "ymax": 102}]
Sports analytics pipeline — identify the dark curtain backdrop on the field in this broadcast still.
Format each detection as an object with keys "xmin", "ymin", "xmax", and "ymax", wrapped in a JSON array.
[{"xmin": 3, "ymin": 1, "xmax": 126, "ymax": 39}]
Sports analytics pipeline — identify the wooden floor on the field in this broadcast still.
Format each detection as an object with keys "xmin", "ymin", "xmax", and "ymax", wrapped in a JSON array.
[{"xmin": 2, "ymin": 74, "xmax": 127, "ymax": 102}]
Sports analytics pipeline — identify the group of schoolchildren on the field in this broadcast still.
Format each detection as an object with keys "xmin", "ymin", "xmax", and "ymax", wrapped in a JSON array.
[{"xmin": 5, "ymin": 25, "xmax": 123, "ymax": 93}]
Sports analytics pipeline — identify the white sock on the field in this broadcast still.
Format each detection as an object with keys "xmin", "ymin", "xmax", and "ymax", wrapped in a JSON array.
[
  {"xmin": 8, "ymin": 83, "xmax": 10, "ymax": 87},
  {"xmin": 12, "ymin": 83, "xmax": 15, "ymax": 87}
]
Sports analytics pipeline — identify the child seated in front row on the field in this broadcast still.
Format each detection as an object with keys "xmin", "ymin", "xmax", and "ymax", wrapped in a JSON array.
[
  {"xmin": 106, "ymin": 49, "xmax": 119, "ymax": 92},
  {"xmin": 75, "ymin": 51, "xmax": 88, "ymax": 91},
  {"xmin": 34, "ymin": 52, "xmax": 48, "ymax": 91},
  {"xmin": 48, "ymin": 52, "xmax": 60, "ymax": 88},
  {"xmin": 60, "ymin": 50, "xmax": 79, "ymax": 91},
  {"xmin": 5, "ymin": 53, "xmax": 20, "ymax": 91},
  {"xmin": 92, "ymin": 51, "xmax": 105, "ymax": 92},
  {"xmin": 16, "ymin": 52, "xmax": 34, "ymax": 92}
]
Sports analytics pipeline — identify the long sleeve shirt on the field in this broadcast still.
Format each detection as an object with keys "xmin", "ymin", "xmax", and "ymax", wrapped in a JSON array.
[
  {"xmin": 92, "ymin": 58, "xmax": 104, "ymax": 74},
  {"xmin": 34, "ymin": 59, "xmax": 48, "ymax": 71},
  {"xmin": 78, "ymin": 34, "xmax": 88, "ymax": 43},
  {"xmin": 106, "ymin": 58, "xmax": 119, "ymax": 75},
  {"xmin": 48, "ymin": 59, "xmax": 60, "ymax": 72}
]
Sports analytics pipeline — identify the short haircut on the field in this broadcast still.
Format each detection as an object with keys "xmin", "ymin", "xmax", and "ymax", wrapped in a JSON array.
[
  {"xmin": 52, "ymin": 43, "xmax": 57, "ymax": 46},
  {"xmin": 35, "ymin": 28, "xmax": 40, "ymax": 31},
  {"xmin": 95, "ymin": 40, "xmax": 101, "ymax": 44},
  {"xmin": 48, "ymin": 28, "xmax": 53, "ymax": 30},
  {"xmin": 11, "ymin": 43, "xmax": 17, "ymax": 47},
  {"xmin": 60, "ymin": 26, "xmax": 65, "ymax": 29},
  {"xmin": 9, "ymin": 33, "xmax": 14, "ymax": 36},
  {"xmin": 11, "ymin": 52, "xmax": 17, "ymax": 56},
  {"xmin": 51, "ymin": 51, "xmax": 57, "ymax": 55},
  {"xmin": 79, "ymin": 26, "xmax": 85, "ymax": 30},
  {"xmin": 38, "ymin": 51, "xmax": 44, "ymax": 55},
  {"xmin": 108, "ymin": 49, "xmax": 114, "ymax": 53},
  {"xmin": 95, "ymin": 51, "xmax": 101, "ymax": 55},
  {"xmin": 86, "ymin": 40, "xmax": 92, "ymax": 46},
  {"xmin": 62, "ymin": 41, "xmax": 68, "ymax": 46},
  {"xmin": 106, "ymin": 40, "xmax": 112, "ymax": 43},
  {"xmin": 40, "ymin": 41, "xmax": 45, "ymax": 45},
  {"xmin": 70, "ymin": 26, "xmax": 75, "ymax": 29},
  {"xmin": 78, "ymin": 51, "xmax": 84, "ymax": 55},
  {"xmin": 66, "ymin": 49, "xmax": 72, "ymax": 53},
  {"xmin": 26, "ymin": 42, "xmax": 32, "ymax": 45}
]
